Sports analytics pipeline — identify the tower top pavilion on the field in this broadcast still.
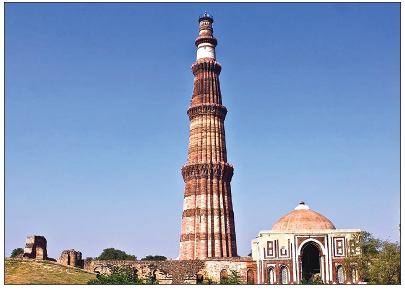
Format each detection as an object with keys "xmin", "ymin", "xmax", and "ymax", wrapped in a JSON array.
[{"xmin": 195, "ymin": 12, "xmax": 217, "ymax": 61}]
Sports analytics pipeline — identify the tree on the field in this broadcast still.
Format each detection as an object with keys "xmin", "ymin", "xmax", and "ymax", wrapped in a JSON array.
[
  {"xmin": 366, "ymin": 240, "xmax": 400, "ymax": 284},
  {"xmin": 343, "ymin": 231, "xmax": 400, "ymax": 284},
  {"xmin": 87, "ymin": 265, "xmax": 157, "ymax": 284},
  {"xmin": 10, "ymin": 248, "xmax": 24, "ymax": 258},
  {"xmin": 96, "ymin": 248, "xmax": 137, "ymax": 261},
  {"xmin": 141, "ymin": 255, "xmax": 167, "ymax": 261},
  {"xmin": 220, "ymin": 270, "xmax": 241, "ymax": 284}
]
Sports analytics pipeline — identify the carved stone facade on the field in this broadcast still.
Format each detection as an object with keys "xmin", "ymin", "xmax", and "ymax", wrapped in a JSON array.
[
  {"xmin": 84, "ymin": 258, "xmax": 256, "ymax": 284},
  {"xmin": 58, "ymin": 249, "xmax": 83, "ymax": 268},
  {"xmin": 251, "ymin": 203, "xmax": 361, "ymax": 284},
  {"xmin": 179, "ymin": 12, "xmax": 237, "ymax": 260}
]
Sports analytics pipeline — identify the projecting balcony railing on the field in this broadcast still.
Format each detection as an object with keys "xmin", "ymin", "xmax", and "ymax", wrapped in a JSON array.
[{"xmin": 199, "ymin": 12, "xmax": 213, "ymax": 21}]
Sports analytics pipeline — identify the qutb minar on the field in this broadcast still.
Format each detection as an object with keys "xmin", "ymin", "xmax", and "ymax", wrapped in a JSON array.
[
  {"xmin": 180, "ymin": 12, "xmax": 238, "ymax": 260},
  {"xmin": 22, "ymin": 13, "xmax": 364, "ymax": 285}
]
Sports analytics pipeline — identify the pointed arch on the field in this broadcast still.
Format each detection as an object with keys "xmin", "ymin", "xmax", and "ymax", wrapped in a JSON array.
[
  {"xmin": 297, "ymin": 238, "xmax": 325, "ymax": 255},
  {"xmin": 247, "ymin": 269, "xmax": 254, "ymax": 284},
  {"xmin": 337, "ymin": 265, "xmax": 344, "ymax": 284},
  {"xmin": 267, "ymin": 267, "xmax": 276, "ymax": 284}
]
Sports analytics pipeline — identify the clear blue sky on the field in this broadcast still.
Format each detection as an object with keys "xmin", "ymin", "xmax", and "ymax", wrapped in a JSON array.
[{"xmin": 5, "ymin": 3, "xmax": 400, "ymax": 260}]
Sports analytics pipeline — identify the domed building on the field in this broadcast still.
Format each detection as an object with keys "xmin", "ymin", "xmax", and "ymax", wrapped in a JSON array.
[{"xmin": 251, "ymin": 202, "xmax": 361, "ymax": 284}]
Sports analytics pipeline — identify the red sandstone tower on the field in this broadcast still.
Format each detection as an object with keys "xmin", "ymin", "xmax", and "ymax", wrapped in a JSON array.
[{"xmin": 179, "ymin": 12, "xmax": 237, "ymax": 260}]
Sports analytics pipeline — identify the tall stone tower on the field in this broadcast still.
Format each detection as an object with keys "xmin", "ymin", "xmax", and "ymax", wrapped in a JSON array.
[{"xmin": 180, "ymin": 12, "xmax": 237, "ymax": 260}]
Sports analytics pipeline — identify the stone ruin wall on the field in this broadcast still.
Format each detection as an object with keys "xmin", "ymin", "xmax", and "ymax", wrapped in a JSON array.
[
  {"xmin": 83, "ymin": 258, "xmax": 256, "ymax": 284},
  {"xmin": 58, "ymin": 249, "xmax": 83, "ymax": 268},
  {"xmin": 84, "ymin": 259, "xmax": 205, "ymax": 284},
  {"xmin": 23, "ymin": 236, "xmax": 51, "ymax": 260},
  {"xmin": 204, "ymin": 257, "xmax": 256, "ymax": 283},
  {"xmin": 17, "ymin": 236, "xmax": 257, "ymax": 284}
]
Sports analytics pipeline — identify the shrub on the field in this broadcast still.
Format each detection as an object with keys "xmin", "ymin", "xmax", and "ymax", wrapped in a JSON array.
[
  {"xmin": 87, "ymin": 265, "xmax": 158, "ymax": 285},
  {"xmin": 10, "ymin": 248, "xmax": 24, "ymax": 258}
]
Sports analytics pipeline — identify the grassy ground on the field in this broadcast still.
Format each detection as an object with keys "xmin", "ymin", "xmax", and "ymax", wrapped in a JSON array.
[{"xmin": 5, "ymin": 258, "xmax": 96, "ymax": 284}]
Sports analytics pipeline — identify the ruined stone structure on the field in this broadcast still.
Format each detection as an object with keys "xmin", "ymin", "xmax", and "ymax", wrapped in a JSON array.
[
  {"xmin": 180, "ymin": 12, "xmax": 237, "ymax": 260},
  {"xmin": 58, "ymin": 249, "xmax": 83, "ymax": 268},
  {"xmin": 84, "ymin": 258, "xmax": 256, "ymax": 284},
  {"xmin": 23, "ymin": 235, "xmax": 49, "ymax": 260}
]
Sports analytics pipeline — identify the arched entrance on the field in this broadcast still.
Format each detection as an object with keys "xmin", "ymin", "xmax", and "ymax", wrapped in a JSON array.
[
  {"xmin": 301, "ymin": 243, "xmax": 321, "ymax": 281},
  {"xmin": 336, "ymin": 265, "xmax": 344, "ymax": 284},
  {"xmin": 152, "ymin": 270, "xmax": 158, "ymax": 282},
  {"xmin": 247, "ymin": 269, "xmax": 254, "ymax": 284},
  {"xmin": 133, "ymin": 269, "xmax": 139, "ymax": 278},
  {"xmin": 267, "ymin": 267, "xmax": 275, "ymax": 284},
  {"xmin": 220, "ymin": 269, "xmax": 228, "ymax": 283},
  {"xmin": 93, "ymin": 266, "xmax": 102, "ymax": 274},
  {"xmin": 35, "ymin": 246, "xmax": 44, "ymax": 260},
  {"xmin": 196, "ymin": 273, "xmax": 204, "ymax": 284}
]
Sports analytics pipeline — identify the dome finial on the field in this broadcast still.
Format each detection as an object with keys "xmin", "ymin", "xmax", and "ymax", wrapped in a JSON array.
[{"xmin": 295, "ymin": 202, "xmax": 309, "ymax": 210}]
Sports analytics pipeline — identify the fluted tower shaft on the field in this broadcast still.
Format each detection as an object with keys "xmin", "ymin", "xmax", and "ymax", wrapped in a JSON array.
[{"xmin": 179, "ymin": 13, "xmax": 237, "ymax": 260}]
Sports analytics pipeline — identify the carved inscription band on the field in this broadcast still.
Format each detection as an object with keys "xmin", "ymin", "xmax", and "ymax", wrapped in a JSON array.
[
  {"xmin": 181, "ymin": 162, "xmax": 234, "ymax": 182},
  {"xmin": 187, "ymin": 103, "xmax": 227, "ymax": 121},
  {"xmin": 180, "ymin": 232, "xmax": 236, "ymax": 242},
  {"xmin": 182, "ymin": 208, "xmax": 234, "ymax": 218},
  {"xmin": 183, "ymin": 186, "xmax": 231, "ymax": 198}
]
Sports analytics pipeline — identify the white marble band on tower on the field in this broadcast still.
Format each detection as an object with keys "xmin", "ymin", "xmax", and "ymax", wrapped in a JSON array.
[{"xmin": 197, "ymin": 43, "xmax": 216, "ymax": 60}]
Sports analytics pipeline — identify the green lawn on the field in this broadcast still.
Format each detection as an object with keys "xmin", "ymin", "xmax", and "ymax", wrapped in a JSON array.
[{"xmin": 5, "ymin": 258, "xmax": 96, "ymax": 284}]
